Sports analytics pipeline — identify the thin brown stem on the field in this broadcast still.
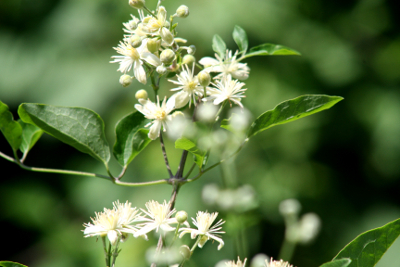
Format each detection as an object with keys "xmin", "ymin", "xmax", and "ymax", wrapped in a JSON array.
[{"xmin": 159, "ymin": 132, "xmax": 173, "ymax": 178}]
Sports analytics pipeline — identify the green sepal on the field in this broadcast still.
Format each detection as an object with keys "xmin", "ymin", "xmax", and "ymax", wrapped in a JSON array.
[
  {"xmin": 333, "ymin": 218, "xmax": 400, "ymax": 267},
  {"xmin": 247, "ymin": 95, "xmax": 343, "ymax": 138},
  {"xmin": 232, "ymin": 25, "xmax": 248, "ymax": 53},
  {"xmin": 18, "ymin": 103, "xmax": 110, "ymax": 165},
  {"xmin": 113, "ymin": 111, "xmax": 152, "ymax": 167},
  {"xmin": 212, "ymin": 34, "xmax": 227, "ymax": 58},
  {"xmin": 242, "ymin": 43, "xmax": 301, "ymax": 59},
  {"xmin": 0, "ymin": 100, "xmax": 22, "ymax": 151}
]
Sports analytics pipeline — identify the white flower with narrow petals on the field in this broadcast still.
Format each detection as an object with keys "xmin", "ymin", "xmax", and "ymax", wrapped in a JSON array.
[
  {"xmin": 225, "ymin": 257, "xmax": 247, "ymax": 267},
  {"xmin": 135, "ymin": 96, "xmax": 176, "ymax": 140},
  {"xmin": 134, "ymin": 200, "xmax": 179, "ymax": 237},
  {"xmin": 110, "ymin": 40, "xmax": 161, "ymax": 84},
  {"xmin": 265, "ymin": 258, "xmax": 293, "ymax": 267},
  {"xmin": 179, "ymin": 211, "xmax": 225, "ymax": 250},
  {"xmin": 168, "ymin": 64, "xmax": 205, "ymax": 108},
  {"xmin": 199, "ymin": 50, "xmax": 250, "ymax": 80},
  {"xmin": 205, "ymin": 75, "xmax": 247, "ymax": 108},
  {"xmin": 83, "ymin": 200, "xmax": 141, "ymax": 245},
  {"xmin": 140, "ymin": 6, "xmax": 174, "ymax": 45}
]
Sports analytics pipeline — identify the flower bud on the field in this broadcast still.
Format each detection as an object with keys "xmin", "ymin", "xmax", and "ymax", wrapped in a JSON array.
[
  {"xmin": 129, "ymin": 0, "xmax": 145, "ymax": 9},
  {"xmin": 187, "ymin": 45, "xmax": 196, "ymax": 55},
  {"xmin": 197, "ymin": 71, "xmax": 211, "ymax": 87},
  {"xmin": 279, "ymin": 199, "xmax": 301, "ymax": 217},
  {"xmin": 129, "ymin": 35, "xmax": 142, "ymax": 48},
  {"xmin": 175, "ymin": 210, "xmax": 188, "ymax": 224},
  {"xmin": 160, "ymin": 28, "xmax": 174, "ymax": 46},
  {"xmin": 160, "ymin": 49, "xmax": 175, "ymax": 64},
  {"xmin": 176, "ymin": 5, "xmax": 189, "ymax": 18},
  {"xmin": 119, "ymin": 74, "xmax": 134, "ymax": 87},
  {"xmin": 135, "ymin": 89, "xmax": 148, "ymax": 100},
  {"xmin": 179, "ymin": 245, "xmax": 191, "ymax": 260},
  {"xmin": 156, "ymin": 65, "xmax": 168, "ymax": 75},
  {"xmin": 147, "ymin": 38, "xmax": 160, "ymax": 53},
  {"xmin": 182, "ymin": 54, "xmax": 196, "ymax": 66}
]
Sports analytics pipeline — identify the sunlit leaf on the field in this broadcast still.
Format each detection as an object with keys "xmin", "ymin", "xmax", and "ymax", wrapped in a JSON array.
[
  {"xmin": 248, "ymin": 95, "xmax": 343, "ymax": 138},
  {"xmin": 18, "ymin": 120, "xmax": 43, "ymax": 157},
  {"xmin": 233, "ymin": 25, "xmax": 248, "ymax": 53},
  {"xmin": 320, "ymin": 258, "xmax": 351, "ymax": 267},
  {"xmin": 175, "ymin": 137, "xmax": 206, "ymax": 168},
  {"xmin": 212, "ymin": 34, "xmax": 226, "ymax": 58},
  {"xmin": 0, "ymin": 100, "xmax": 22, "ymax": 151},
  {"xmin": 18, "ymin": 103, "xmax": 110, "ymax": 165},
  {"xmin": 333, "ymin": 218, "xmax": 400, "ymax": 267},
  {"xmin": 243, "ymin": 43, "xmax": 301, "ymax": 59},
  {"xmin": 113, "ymin": 111, "xmax": 152, "ymax": 167},
  {"xmin": 0, "ymin": 261, "xmax": 28, "ymax": 267}
]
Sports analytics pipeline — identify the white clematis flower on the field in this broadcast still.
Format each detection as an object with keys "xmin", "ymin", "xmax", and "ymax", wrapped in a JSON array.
[
  {"xmin": 83, "ymin": 201, "xmax": 142, "ymax": 245},
  {"xmin": 134, "ymin": 200, "xmax": 185, "ymax": 237},
  {"xmin": 140, "ymin": 6, "xmax": 174, "ymax": 45},
  {"xmin": 225, "ymin": 257, "xmax": 247, "ymax": 267},
  {"xmin": 110, "ymin": 40, "xmax": 161, "ymax": 84},
  {"xmin": 204, "ymin": 75, "xmax": 247, "ymax": 108},
  {"xmin": 265, "ymin": 258, "xmax": 293, "ymax": 267},
  {"xmin": 135, "ymin": 96, "xmax": 176, "ymax": 140},
  {"xmin": 199, "ymin": 50, "xmax": 250, "ymax": 80},
  {"xmin": 168, "ymin": 64, "xmax": 205, "ymax": 108},
  {"xmin": 179, "ymin": 211, "xmax": 225, "ymax": 250}
]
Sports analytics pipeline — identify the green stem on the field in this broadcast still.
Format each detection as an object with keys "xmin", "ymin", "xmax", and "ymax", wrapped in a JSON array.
[
  {"xmin": 102, "ymin": 236, "xmax": 109, "ymax": 267},
  {"xmin": 190, "ymin": 236, "xmax": 201, "ymax": 252},
  {"xmin": 278, "ymin": 239, "xmax": 296, "ymax": 262},
  {"xmin": 143, "ymin": 6, "xmax": 157, "ymax": 19},
  {"xmin": 115, "ymin": 179, "xmax": 168, "ymax": 187}
]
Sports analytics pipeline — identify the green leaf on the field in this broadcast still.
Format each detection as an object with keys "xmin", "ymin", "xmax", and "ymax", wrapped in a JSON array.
[
  {"xmin": 0, "ymin": 261, "xmax": 28, "ymax": 267},
  {"xmin": 243, "ymin": 43, "xmax": 301, "ymax": 59},
  {"xmin": 175, "ymin": 137, "xmax": 206, "ymax": 168},
  {"xmin": 320, "ymin": 258, "xmax": 351, "ymax": 267},
  {"xmin": 18, "ymin": 103, "xmax": 110, "ymax": 165},
  {"xmin": 18, "ymin": 120, "xmax": 43, "ymax": 157},
  {"xmin": 333, "ymin": 218, "xmax": 400, "ymax": 267},
  {"xmin": 212, "ymin": 34, "xmax": 227, "ymax": 58},
  {"xmin": 233, "ymin": 25, "xmax": 248, "ymax": 53},
  {"xmin": 247, "ymin": 95, "xmax": 343, "ymax": 138},
  {"xmin": 0, "ymin": 100, "xmax": 22, "ymax": 151},
  {"xmin": 113, "ymin": 111, "xmax": 152, "ymax": 167}
]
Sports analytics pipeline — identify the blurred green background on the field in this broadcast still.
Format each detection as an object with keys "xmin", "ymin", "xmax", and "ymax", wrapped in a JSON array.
[{"xmin": 1, "ymin": 0, "xmax": 400, "ymax": 266}]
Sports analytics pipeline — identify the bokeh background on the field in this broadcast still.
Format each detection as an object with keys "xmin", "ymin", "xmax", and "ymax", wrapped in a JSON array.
[{"xmin": 1, "ymin": 0, "xmax": 400, "ymax": 266}]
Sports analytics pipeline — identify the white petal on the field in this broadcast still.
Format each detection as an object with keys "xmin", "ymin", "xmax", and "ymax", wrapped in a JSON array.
[
  {"xmin": 149, "ymin": 120, "xmax": 161, "ymax": 140},
  {"xmin": 107, "ymin": 230, "xmax": 119, "ymax": 246},
  {"xmin": 142, "ymin": 52, "xmax": 161, "ymax": 67},
  {"xmin": 173, "ymin": 91, "xmax": 189, "ymax": 109},
  {"xmin": 199, "ymin": 57, "xmax": 219, "ymax": 66},
  {"xmin": 134, "ymin": 61, "xmax": 147, "ymax": 84}
]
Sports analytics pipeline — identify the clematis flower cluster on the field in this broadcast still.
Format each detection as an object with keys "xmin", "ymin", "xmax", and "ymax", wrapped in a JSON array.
[{"xmin": 83, "ymin": 200, "xmax": 226, "ymax": 251}]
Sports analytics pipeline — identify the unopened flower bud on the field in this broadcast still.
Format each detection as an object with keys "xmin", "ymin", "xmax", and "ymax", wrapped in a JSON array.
[
  {"xmin": 160, "ymin": 28, "xmax": 174, "ymax": 46},
  {"xmin": 175, "ymin": 210, "xmax": 188, "ymax": 224},
  {"xmin": 156, "ymin": 65, "xmax": 168, "ymax": 75},
  {"xmin": 179, "ymin": 245, "xmax": 191, "ymax": 260},
  {"xmin": 176, "ymin": 5, "xmax": 189, "ymax": 18},
  {"xmin": 135, "ymin": 89, "xmax": 148, "ymax": 100},
  {"xmin": 279, "ymin": 199, "xmax": 301, "ymax": 217},
  {"xmin": 197, "ymin": 71, "xmax": 211, "ymax": 87},
  {"xmin": 182, "ymin": 54, "xmax": 196, "ymax": 66},
  {"xmin": 129, "ymin": 35, "xmax": 142, "ymax": 48},
  {"xmin": 127, "ymin": 19, "xmax": 138, "ymax": 30},
  {"xmin": 147, "ymin": 38, "xmax": 160, "ymax": 53},
  {"xmin": 129, "ymin": 0, "xmax": 145, "ymax": 9},
  {"xmin": 119, "ymin": 74, "xmax": 134, "ymax": 87},
  {"xmin": 188, "ymin": 45, "xmax": 196, "ymax": 55},
  {"xmin": 160, "ymin": 49, "xmax": 175, "ymax": 64}
]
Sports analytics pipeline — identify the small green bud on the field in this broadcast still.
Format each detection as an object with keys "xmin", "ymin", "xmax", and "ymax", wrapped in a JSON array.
[
  {"xmin": 160, "ymin": 49, "xmax": 175, "ymax": 64},
  {"xmin": 147, "ymin": 38, "xmax": 160, "ymax": 53},
  {"xmin": 197, "ymin": 71, "xmax": 211, "ymax": 87},
  {"xmin": 175, "ymin": 210, "xmax": 188, "ymax": 223},
  {"xmin": 119, "ymin": 74, "xmax": 134, "ymax": 87},
  {"xmin": 179, "ymin": 245, "xmax": 191, "ymax": 260},
  {"xmin": 129, "ymin": 0, "xmax": 145, "ymax": 9},
  {"xmin": 129, "ymin": 35, "xmax": 142, "ymax": 48},
  {"xmin": 135, "ymin": 89, "xmax": 148, "ymax": 100},
  {"xmin": 156, "ymin": 65, "xmax": 168, "ymax": 75},
  {"xmin": 182, "ymin": 54, "xmax": 196, "ymax": 66},
  {"xmin": 176, "ymin": 5, "xmax": 189, "ymax": 18},
  {"xmin": 188, "ymin": 45, "xmax": 196, "ymax": 55}
]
